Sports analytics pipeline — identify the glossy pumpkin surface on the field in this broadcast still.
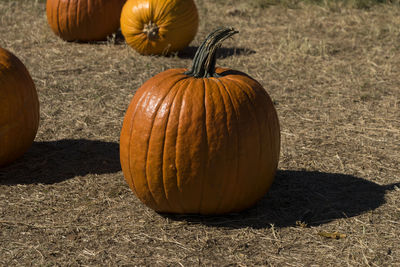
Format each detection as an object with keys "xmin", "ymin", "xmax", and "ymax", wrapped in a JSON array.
[
  {"xmin": 46, "ymin": 0, "xmax": 126, "ymax": 41},
  {"xmin": 120, "ymin": 28, "xmax": 280, "ymax": 214},
  {"xmin": 120, "ymin": 0, "xmax": 198, "ymax": 55},
  {"xmin": 0, "ymin": 48, "xmax": 40, "ymax": 167}
]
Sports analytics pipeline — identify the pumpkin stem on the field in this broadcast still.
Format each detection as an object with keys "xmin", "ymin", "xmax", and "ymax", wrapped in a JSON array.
[
  {"xmin": 184, "ymin": 27, "xmax": 238, "ymax": 78},
  {"xmin": 143, "ymin": 21, "xmax": 159, "ymax": 41}
]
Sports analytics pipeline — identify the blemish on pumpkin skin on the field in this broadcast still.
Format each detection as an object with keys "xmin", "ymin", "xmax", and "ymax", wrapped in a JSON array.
[{"xmin": 169, "ymin": 164, "xmax": 176, "ymax": 171}]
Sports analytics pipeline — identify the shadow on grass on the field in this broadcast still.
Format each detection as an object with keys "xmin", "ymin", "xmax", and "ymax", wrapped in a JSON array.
[
  {"xmin": 165, "ymin": 170, "xmax": 399, "ymax": 228},
  {"xmin": 0, "ymin": 139, "xmax": 121, "ymax": 185},
  {"xmin": 69, "ymin": 30, "xmax": 126, "ymax": 45},
  {"xmin": 176, "ymin": 46, "xmax": 256, "ymax": 59},
  {"xmin": 68, "ymin": 33, "xmax": 254, "ymax": 58}
]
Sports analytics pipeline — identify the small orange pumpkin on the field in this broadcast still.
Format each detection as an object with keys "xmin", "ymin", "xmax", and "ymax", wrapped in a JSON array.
[
  {"xmin": 46, "ymin": 0, "xmax": 126, "ymax": 41},
  {"xmin": 120, "ymin": 0, "xmax": 198, "ymax": 55},
  {"xmin": 120, "ymin": 28, "xmax": 280, "ymax": 214},
  {"xmin": 0, "ymin": 47, "xmax": 40, "ymax": 167}
]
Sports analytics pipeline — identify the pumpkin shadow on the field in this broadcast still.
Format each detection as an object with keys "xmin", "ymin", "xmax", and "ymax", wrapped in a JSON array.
[
  {"xmin": 165, "ymin": 170, "xmax": 399, "ymax": 228},
  {"xmin": 70, "ymin": 29, "xmax": 126, "ymax": 45},
  {"xmin": 176, "ymin": 46, "xmax": 256, "ymax": 59},
  {"xmin": 0, "ymin": 139, "xmax": 121, "ymax": 185}
]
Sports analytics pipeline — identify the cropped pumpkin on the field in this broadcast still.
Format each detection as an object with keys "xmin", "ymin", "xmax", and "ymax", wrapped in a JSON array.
[
  {"xmin": 120, "ymin": 0, "xmax": 198, "ymax": 55},
  {"xmin": 46, "ymin": 0, "xmax": 126, "ymax": 41},
  {"xmin": 0, "ymin": 47, "xmax": 40, "ymax": 167},
  {"xmin": 120, "ymin": 28, "xmax": 280, "ymax": 214}
]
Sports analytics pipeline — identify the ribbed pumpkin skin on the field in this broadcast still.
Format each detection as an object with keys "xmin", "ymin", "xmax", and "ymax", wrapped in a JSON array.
[
  {"xmin": 120, "ymin": 0, "xmax": 198, "ymax": 55},
  {"xmin": 46, "ymin": 0, "xmax": 126, "ymax": 41},
  {"xmin": 120, "ymin": 68, "xmax": 280, "ymax": 214},
  {"xmin": 0, "ymin": 48, "xmax": 39, "ymax": 167}
]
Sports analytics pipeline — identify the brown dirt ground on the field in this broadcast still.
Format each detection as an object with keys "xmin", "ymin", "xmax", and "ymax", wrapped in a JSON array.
[{"xmin": 1, "ymin": 0, "xmax": 399, "ymax": 266}]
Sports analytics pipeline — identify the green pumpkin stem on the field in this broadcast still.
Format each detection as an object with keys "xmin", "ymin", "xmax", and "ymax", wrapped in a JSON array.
[{"xmin": 184, "ymin": 27, "xmax": 239, "ymax": 78}]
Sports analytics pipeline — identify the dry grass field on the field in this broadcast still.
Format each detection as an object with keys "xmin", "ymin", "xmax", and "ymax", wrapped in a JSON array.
[{"xmin": 1, "ymin": 0, "xmax": 399, "ymax": 266}]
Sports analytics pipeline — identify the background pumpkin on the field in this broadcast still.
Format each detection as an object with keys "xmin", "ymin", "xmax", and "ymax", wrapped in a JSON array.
[
  {"xmin": 46, "ymin": 0, "xmax": 126, "ymax": 41},
  {"xmin": 0, "ymin": 47, "xmax": 40, "ymax": 167},
  {"xmin": 120, "ymin": 0, "xmax": 198, "ymax": 55},
  {"xmin": 120, "ymin": 28, "xmax": 281, "ymax": 214}
]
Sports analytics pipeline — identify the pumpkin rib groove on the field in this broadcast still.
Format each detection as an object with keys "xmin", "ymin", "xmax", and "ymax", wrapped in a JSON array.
[
  {"xmin": 125, "ymin": 89, "xmax": 153, "ymax": 195},
  {"xmin": 155, "ymin": 0, "xmax": 172, "ymax": 24},
  {"xmin": 237, "ymin": 81, "xmax": 264, "ymax": 204},
  {"xmin": 231, "ymin": 75, "xmax": 280, "ymax": 157},
  {"xmin": 76, "ymin": 0, "xmax": 80, "ymax": 38},
  {"xmin": 212, "ymin": 79, "xmax": 232, "ymax": 214},
  {"xmin": 125, "ymin": 91, "xmax": 146, "ymax": 194},
  {"xmin": 231, "ymin": 76, "xmax": 281, "ymax": 203},
  {"xmin": 160, "ymin": 93, "xmax": 175, "ymax": 211},
  {"xmin": 66, "ymin": 0, "xmax": 71, "ymax": 39},
  {"xmin": 158, "ymin": 3, "xmax": 195, "ymax": 31},
  {"xmin": 126, "ymin": 75, "xmax": 174, "ymax": 195},
  {"xmin": 161, "ymin": 80, "xmax": 188, "ymax": 213},
  {"xmin": 149, "ymin": 0, "xmax": 155, "ymax": 20},
  {"xmin": 166, "ymin": 84, "xmax": 187, "ymax": 213},
  {"xmin": 179, "ymin": 77, "xmax": 200, "ymax": 212},
  {"xmin": 125, "ymin": 71, "xmax": 184, "ymax": 197},
  {"xmin": 143, "ymin": 97, "xmax": 168, "ymax": 208},
  {"xmin": 220, "ymin": 79, "xmax": 241, "ymax": 212},
  {"xmin": 220, "ymin": 78, "xmax": 240, "ymax": 214},
  {"xmin": 175, "ymin": 78, "xmax": 196, "ymax": 213},
  {"xmin": 55, "ymin": 0, "xmax": 61, "ymax": 37},
  {"xmin": 150, "ymin": 78, "xmax": 185, "ymax": 211},
  {"xmin": 174, "ymin": 84, "xmax": 185, "ymax": 208},
  {"xmin": 230, "ymin": 76, "xmax": 281, "ymax": 168},
  {"xmin": 198, "ymin": 78, "xmax": 209, "ymax": 213},
  {"xmin": 88, "ymin": 0, "xmax": 94, "ymax": 39},
  {"xmin": 203, "ymin": 78, "xmax": 217, "ymax": 213},
  {"xmin": 144, "ymin": 76, "xmax": 187, "ymax": 209}
]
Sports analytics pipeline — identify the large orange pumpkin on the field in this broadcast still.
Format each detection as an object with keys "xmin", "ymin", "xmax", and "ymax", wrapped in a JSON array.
[
  {"xmin": 120, "ymin": 28, "xmax": 280, "ymax": 214},
  {"xmin": 46, "ymin": 0, "xmax": 126, "ymax": 41},
  {"xmin": 0, "ymin": 47, "xmax": 40, "ymax": 167},
  {"xmin": 120, "ymin": 0, "xmax": 198, "ymax": 55}
]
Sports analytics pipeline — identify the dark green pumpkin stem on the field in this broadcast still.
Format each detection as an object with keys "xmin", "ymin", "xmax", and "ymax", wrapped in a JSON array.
[{"xmin": 184, "ymin": 27, "xmax": 239, "ymax": 78}]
